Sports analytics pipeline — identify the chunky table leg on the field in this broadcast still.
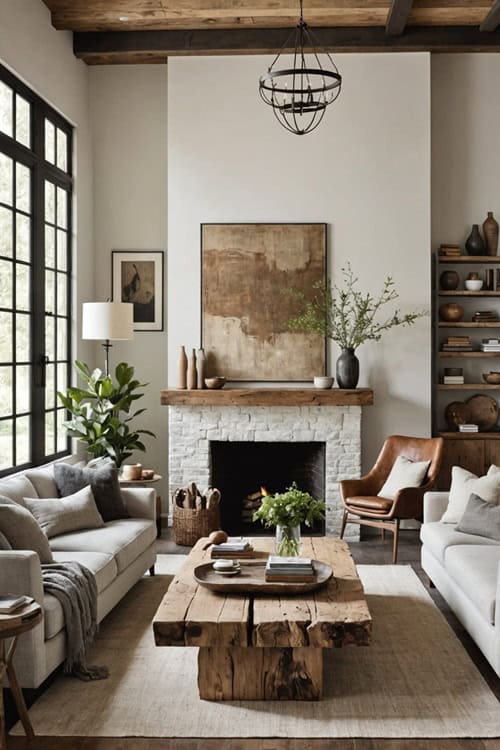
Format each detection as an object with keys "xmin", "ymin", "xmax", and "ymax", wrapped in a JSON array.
[{"xmin": 198, "ymin": 646, "xmax": 323, "ymax": 701}]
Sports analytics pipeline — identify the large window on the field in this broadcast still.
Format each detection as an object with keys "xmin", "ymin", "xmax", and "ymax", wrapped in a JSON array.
[{"xmin": 0, "ymin": 64, "xmax": 72, "ymax": 475}]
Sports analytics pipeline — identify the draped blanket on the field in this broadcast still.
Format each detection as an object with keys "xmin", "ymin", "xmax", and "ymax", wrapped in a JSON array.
[{"xmin": 41, "ymin": 561, "xmax": 109, "ymax": 681}]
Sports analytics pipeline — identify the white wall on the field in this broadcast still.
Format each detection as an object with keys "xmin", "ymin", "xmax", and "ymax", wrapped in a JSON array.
[
  {"xmin": 0, "ymin": 0, "xmax": 94, "ymax": 365},
  {"xmin": 89, "ymin": 66, "xmax": 168, "ymax": 506},
  {"xmin": 168, "ymin": 54, "xmax": 432, "ymax": 470}
]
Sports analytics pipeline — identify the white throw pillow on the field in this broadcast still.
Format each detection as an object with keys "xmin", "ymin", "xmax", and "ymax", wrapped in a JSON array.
[
  {"xmin": 378, "ymin": 456, "xmax": 431, "ymax": 501},
  {"xmin": 441, "ymin": 465, "xmax": 500, "ymax": 524}
]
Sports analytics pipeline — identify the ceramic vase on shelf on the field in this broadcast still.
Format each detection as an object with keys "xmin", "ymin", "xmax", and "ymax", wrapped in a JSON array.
[
  {"xmin": 483, "ymin": 212, "xmax": 499, "ymax": 256},
  {"xmin": 336, "ymin": 348, "xmax": 360, "ymax": 389},
  {"xmin": 465, "ymin": 224, "xmax": 486, "ymax": 255},
  {"xmin": 275, "ymin": 524, "xmax": 301, "ymax": 557},
  {"xmin": 187, "ymin": 348, "xmax": 197, "ymax": 390},
  {"xmin": 439, "ymin": 270, "xmax": 459, "ymax": 291},
  {"xmin": 176, "ymin": 346, "xmax": 188, "ymax": 389},
  {"xmin": 196, "ymin": 348, "xmax": 206, "ymax": 389}
]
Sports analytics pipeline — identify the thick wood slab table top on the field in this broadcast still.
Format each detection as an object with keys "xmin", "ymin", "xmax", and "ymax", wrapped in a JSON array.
[{"xmin": 160, "ymin": 387, "xmax": 374, "ymax": 407}]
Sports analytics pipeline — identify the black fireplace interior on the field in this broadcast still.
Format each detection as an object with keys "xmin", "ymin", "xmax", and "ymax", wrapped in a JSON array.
[{"xmin": 210, "ymin": 441, "xmax": 326, "ymax": 536}]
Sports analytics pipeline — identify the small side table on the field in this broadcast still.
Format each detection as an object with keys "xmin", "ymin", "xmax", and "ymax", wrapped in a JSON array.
[
  {"xmin": 119, "ymin": 473, "xmax": 163, "ymax": 538},
  {"xmin": 0, "ymin": 601, "xmax": 42, "ymax": 749}
]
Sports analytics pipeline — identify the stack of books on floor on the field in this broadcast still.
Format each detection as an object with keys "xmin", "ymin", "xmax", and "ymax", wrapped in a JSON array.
[
  {"xmin": 438, "ymin": 244, "xmax": 461, "ymax": 258},
  {"xmin": 459, "ymin": 424, "xmax": 479, "ymax": 433},
  {"xmin": 265, "ymin": 556, "xmax": 316, "ymax": 583},
  {"xmin": 473, "ymin": 310, "xmax": 499, "ymax": 323},
  {"xmin": 441, "ymin": 336, "xmax": 474, "ymax": 352},
  {"xmin": 443, "ymin": 367, "xmax": 464, "ymax": 385},
  {"xmin": 481, "ymin": 338, "xmax": 500, "ymax": 352},
  {"xmin": 211, "ymin": 538, "xmax": 254, "ymax": 559}
]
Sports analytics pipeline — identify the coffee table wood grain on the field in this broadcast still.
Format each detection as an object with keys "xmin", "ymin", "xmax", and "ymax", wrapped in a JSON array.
[{"xmin": 153, "ymin": 537, "xmax": 371, "ymax": 701}]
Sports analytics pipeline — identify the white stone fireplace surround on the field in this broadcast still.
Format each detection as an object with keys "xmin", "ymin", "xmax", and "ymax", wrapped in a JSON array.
[{"xmin": 167, "ymin": 397, "xmax": 368, "ymax": 540}]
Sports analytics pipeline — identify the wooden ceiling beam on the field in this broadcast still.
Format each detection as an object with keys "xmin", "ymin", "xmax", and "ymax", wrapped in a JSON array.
[
  {"xmin": 480, "ymin": 0, "xmax": 500, "ymax": 31},
  {"xmin": 386, "ymin": 0, "xmax": 414, "ymax": 35},
  {"xmin": 73, "ymin": 25, "xmax": 500, "ymax": 63}
]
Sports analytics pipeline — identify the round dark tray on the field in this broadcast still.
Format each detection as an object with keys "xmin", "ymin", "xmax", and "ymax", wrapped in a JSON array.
[{"xmin": 193, "ymin": 560, "xmax": 333, "ymax": 595}]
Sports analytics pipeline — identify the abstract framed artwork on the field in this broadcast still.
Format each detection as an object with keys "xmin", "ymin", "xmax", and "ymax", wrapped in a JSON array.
[
  {"xmin": 201, "ymin": 223, "xmax": 327, "ymax": 381},
  {"xmin": 112, "ymin": 250, "xmax": 164, "ymax": 331}
]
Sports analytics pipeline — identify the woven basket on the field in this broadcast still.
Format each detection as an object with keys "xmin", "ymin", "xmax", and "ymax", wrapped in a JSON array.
[{"xmin": 173, "ymin": 504, "xmax": 220, "ymax": 547}]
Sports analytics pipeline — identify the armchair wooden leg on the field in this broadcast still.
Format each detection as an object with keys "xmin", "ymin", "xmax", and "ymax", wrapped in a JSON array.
[
  {"xmin": 340, "ymin": 510, "xmax": 348, "ymax": 539},
  {"xmin": 381, "ymin": 528, "xmax": 386, "ymax": 541},
  {"xmin": 392, "ymin": 520, "xmax": 400, "ymax": 564}
]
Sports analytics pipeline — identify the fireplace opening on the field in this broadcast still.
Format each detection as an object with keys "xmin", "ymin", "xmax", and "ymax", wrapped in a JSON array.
[{"xmin": 210, "ymin": 441, "xmax": 326, "ymax": 536}]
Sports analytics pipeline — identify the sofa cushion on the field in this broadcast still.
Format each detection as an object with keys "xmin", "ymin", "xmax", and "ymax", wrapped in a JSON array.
[
  {"xmin": 0, "ymin": 498, "xmax": 54, "ymax": 564},
  {"xmin": 445, "ymin": 545, "xmax": 500, "ymax": 625},
  {"xmin": 0, "ymin": 474, "xmax": 38, "ymax": 507},
  {"xmin": 54, "ymin": 462, "xmax": 129, "ymax": 522},
  {"xmin": 25, "ymin": 466, "xmax": 58, "ymax": 499},
  {"xmin": 442, "ymin": 465, "xmax": 500, "ymax": 524},
  {"xmin": 23, "ymin": 486, "xmax": 104, "ymax": 538},
  {"xmin": 456, "ymin": 493, "xmax": 500, "ymax": 541},
  {"xmin": 49, "ymin": 519, "xmax": 156, "ymax": 573},
  {"xmin": 420, "ymin": 521, "xmax": 500, "ymax": 563},
  {"xmin": 43, "ymin": 594, "xmax": 65, "ymax": 640}
]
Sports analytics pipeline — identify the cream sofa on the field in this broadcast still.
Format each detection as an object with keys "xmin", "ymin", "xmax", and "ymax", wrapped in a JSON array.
[
  {"xmin": 421, "ymin": 491, "xmax": 500, "ymax": 677},
  {"xmin": 0, "ymin": 466, "xmax": 157, "ymax": 688}
]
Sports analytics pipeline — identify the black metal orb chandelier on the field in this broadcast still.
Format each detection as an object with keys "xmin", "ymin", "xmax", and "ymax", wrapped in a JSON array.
[{"xmin": 259, "ymin": 0, "xmax": 342, "ymax": 136}]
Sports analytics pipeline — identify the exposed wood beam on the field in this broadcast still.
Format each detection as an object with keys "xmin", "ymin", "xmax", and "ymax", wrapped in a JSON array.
[
  {"xmin": 74, "ymin": 25, "xmax": 500, "ymax": 63},
  {"xmin": 386, "ymin": 0, "xmax": 414, "ymax": 36},
  {"xmin": 480, "ymin": 0, "xmax": 500, "ymax": 31}
]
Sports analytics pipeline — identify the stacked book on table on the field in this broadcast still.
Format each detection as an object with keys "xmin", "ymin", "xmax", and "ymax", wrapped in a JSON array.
[
  {"xmin": 0, "ymin": 594, "xmax": 34, "ymax": 614},
  {"xmin": 459, "ymin": 424, "xmax": 479, "ymax": 434},
  {"xmin": 211, "ymin": 538, "xmax": 255, "ymax": 559},
  {"xmin": 481, "ymin": 338, "xmax": 500, "ymax": 353},
  {"xmin": 265, "ymin": 556, "xmax": 316, "ymax": 583},
  {"xmin": 441, "ymin": 336, "xmax": 473, "ymax": 353},
  {"xmin": 438, "ymin": 244, "xmax": 461, "ymax": 258},
  {"xmin": 473, "ymin": 310, "xmax": 499, "ymax": 323}
]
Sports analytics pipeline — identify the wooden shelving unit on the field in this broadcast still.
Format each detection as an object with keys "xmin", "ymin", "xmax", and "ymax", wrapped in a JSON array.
[{"xmin": 433, "ymin": 253, "xmax": 500, "ymax": 487}]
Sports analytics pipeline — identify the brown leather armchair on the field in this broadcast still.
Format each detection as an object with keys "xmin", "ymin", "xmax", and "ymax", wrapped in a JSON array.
[{"xmin": 340, "ymin": 435, "xmax": 444, "ymax": 563}]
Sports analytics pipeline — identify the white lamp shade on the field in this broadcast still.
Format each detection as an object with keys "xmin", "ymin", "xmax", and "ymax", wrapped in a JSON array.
[{"xmin": 82, "ymin": 302, "xmax": 134, "ymax": 341}]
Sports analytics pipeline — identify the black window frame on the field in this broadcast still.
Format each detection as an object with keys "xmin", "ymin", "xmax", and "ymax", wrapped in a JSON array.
[{"xmin": 0, "ymin": 63, "xmax": 73, "ymax": 477}]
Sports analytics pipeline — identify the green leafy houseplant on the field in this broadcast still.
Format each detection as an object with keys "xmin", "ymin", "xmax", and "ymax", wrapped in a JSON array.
[
  {"xmin": 253, "ymin": 483, "xmax": 325, "ymax": 556},
  {"xmin": 57, "ymin": 361, "xmax": 155, "ymax": 468}
]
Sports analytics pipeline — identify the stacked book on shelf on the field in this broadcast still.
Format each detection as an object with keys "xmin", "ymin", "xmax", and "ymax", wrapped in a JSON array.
[
  {"xmin": 483, "ymin": 269, "xmax": 500, "ymax": 291},
  {"xmin": 459, "ymin": 424, "xmax": 479, "ymax": 434},
  {"xmin": 265, "ymin": 556, "xmax": 316, "ymax": 583},
  {"xmin": 211, "ymin": 538, "xmax": 254, "ymax": 559},
  {"xmin": 472, "ymin": 310, "xmax": 499, "ymax": 323},
  {"xmin": 481, "ymin": 338, "xmax": 500, "ymax": 353},
  {"xmin": 438, "ymin": 244, "xmax": 461, "ymax": 258},
  {"xmin": 441, "ymin": 336, "xmax": 473, "ymax": 352},
  {"xmin": 443, "ymin": 367, "xmax": 464, "ymax": 384}
]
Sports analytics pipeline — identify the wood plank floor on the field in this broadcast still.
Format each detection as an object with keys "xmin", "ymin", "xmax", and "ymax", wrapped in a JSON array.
[{"xmin": 5, "ymin": 530, "xmax": 500, "ymax": 750}]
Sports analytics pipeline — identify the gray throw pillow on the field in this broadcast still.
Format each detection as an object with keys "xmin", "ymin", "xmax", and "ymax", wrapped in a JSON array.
[
  {"xmin": 456, "ymin": 493, "xmax": 500, "ymax": 541},
  {"xmin": 0, "ymin": 499, "xmax": 54, "ymax": 563},
  {"xmin": 23, "ymin": 486, "xmax": 104, "ymax": 539},
  {"xmin": 54, "ymin": 462, "xmax": 129, "ymax": 522}
]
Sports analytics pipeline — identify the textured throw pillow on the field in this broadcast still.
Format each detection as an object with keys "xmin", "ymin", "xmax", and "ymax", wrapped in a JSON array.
[
  {"xmin": 0, "ymin": 474, "xmax": 38, "ymax": 507},
  {"xmin": 0, "ymin": 499, "xmax": 54, "ymax": 563},
  {"xmin": 54, "ymin": 462, "xmax": 128, "ymax": 522},
  {"xmin": 23, "ymin": 486, "xmax": 104, "ymax": 539},
  {"xmin": 25, "ymin": 466, "xmax": 58, "ymax": 498},
  {"xmin": 456, "ymin": 493, "xmax": 500, "ymax": 541},
  {"xmin": 378, "ymin": 456, "xmax": 431, "ymax": 501},
  {"xmin": 0, "ymin": 530, "xmax": 12, "ymax": 550},
  {"xmin": 441, "ymin": 466, "xmax": 500, "ymax": 524}
]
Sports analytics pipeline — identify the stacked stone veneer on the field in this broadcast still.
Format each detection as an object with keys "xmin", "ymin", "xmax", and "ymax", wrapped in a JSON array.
[{"xmin": 168, "ymin": 404, "xmax": 362, "ymax": 540}]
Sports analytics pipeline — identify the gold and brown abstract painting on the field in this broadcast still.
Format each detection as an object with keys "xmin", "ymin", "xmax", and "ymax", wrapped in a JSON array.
[{"xmin": 201, "ymin": 223, "xmax": 326, "ymax": 381}]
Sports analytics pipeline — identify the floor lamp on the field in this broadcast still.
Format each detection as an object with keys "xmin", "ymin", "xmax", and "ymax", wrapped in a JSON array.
[{"xmin": 82, "ymin": 302, "xmax": 134, "ymax": 375}]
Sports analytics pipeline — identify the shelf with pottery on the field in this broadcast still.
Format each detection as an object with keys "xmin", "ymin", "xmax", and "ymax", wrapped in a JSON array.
[
  {"xmin": 438, "ymin": 256, "xmax": 500, "ymax": 264},
  {"xmin": 161, "ymin": 388, "xmax": 374, "ymax": 407},
  {"xmin": 438, "ymin": 352, "xmax": 500, "ymax": 358},
  {"xmin": 436, "ymin": 384, "xmax": 500, "ymax": 390},
  {"xmin": 438, "ymin": 430, "xmax": 500, "ymax": 440},
  {"xmin": 438, "ymin": 322, "xmax": 500, "ymax": 328},
  {"xmin": 439, "ymin": 291, "xmax": 500, "ymax": 297}
]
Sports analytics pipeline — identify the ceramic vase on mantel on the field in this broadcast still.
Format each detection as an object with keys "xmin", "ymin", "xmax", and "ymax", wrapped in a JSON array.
[
  {"xmin": 465, "ymin": 224, "xmax": 486, "ymax": 256},
  {"xmin": 187, "ymin": 348, "xmax": 197, "ymax": 390},
  {"xmin": 176, "ymin": 346, "xmax": 188, "ymax": 390},
  {"xmin": 336, "ymin": 348, "xmax": 360, "ymax": 389},
  {"xmin": 483, "ymin": 212, "xmax": 499, "ymax": 256},
  {"xmin": 196, "ymin": 348, "xmax": 206, "ymax": 389}
]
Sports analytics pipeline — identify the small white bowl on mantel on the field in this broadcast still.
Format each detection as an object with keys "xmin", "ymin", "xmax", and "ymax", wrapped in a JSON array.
[{"xmin": 313, "ymin": 376, "xmax": 334, "ymax": 389}]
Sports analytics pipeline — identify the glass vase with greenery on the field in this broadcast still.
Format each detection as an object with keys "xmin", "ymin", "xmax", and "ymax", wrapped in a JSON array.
[
  {"xmin": 57, "ymin": 361, "xmax": 155, "ymax": 468},
  {"xmin": 253, "ymin": 483, "xmax": 325, "ymax": 557},
  {"xmin": 286, "ymin": 263, "xmax": 427, "ymax": 388}
]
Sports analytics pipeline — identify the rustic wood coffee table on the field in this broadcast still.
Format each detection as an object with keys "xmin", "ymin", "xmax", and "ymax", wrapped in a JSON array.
[{"xmin": 153, "ymin": 537, "xmax": 371, "ymax": 701}]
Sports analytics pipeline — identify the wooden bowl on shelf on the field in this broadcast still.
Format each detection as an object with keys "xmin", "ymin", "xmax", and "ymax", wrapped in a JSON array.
[
  {"xmin": 205, "ymin": 377, "xmax": 226, "ymax": 390},
  {"xmin": 483, "ymin": 372, "xmax": 500, "ymax": 385}
]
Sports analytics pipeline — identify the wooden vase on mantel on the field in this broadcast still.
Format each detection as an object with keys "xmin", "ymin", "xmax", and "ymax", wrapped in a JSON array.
[
  {"xmin": 196, "ymin": 348, "xmax": 206, "ymax": 389},
  {"xmin": 483, "ymin": 211, "xmax": 499, "ymax": 256},
  {"xmin": 177, "ymin": 346, "xmax": 188, "ymax": 390},
  {"xmin": 187, "ymin": 349, "xmax": 197, "ymax": 390}
]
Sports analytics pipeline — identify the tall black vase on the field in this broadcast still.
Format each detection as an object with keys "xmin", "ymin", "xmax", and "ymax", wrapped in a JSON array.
[
  {"xmin": 336, "ymin": 348, "xmax": 359, "ymax": 389},
  {"xmin": 465, "ymin": 224, "xmax": 486, "ymax": 255}
]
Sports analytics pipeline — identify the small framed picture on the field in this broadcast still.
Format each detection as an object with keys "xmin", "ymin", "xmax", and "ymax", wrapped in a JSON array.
[{"xmin": 112, "ymin": 251, "xmax": 164, "ymax": 331}]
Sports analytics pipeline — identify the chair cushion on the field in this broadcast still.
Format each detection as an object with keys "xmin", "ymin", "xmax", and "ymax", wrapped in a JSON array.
[
  {"xmin": 445, "ymin": 545, "xmax": 500, "ymax": 625},
  {"xmin": 49, "ymin": 519, "xmax": 156, "ymax": 573},
  {"xmin": 420, "ymin": 521, "xmax": 500, "ymax": 563},
  {"xmin": 346, "ymin": 496, "xmax": 393, "ymax": 513}
]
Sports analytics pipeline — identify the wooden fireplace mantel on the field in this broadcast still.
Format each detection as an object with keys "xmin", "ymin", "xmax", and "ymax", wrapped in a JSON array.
[{"xmin": 160, "ymin": 388, "xmax": 374, "ymax": 407}]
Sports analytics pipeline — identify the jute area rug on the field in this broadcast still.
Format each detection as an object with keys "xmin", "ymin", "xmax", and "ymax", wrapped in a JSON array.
[{"xmin": 14, "ymin": 555, "xmax": 500, "ymax": 739}]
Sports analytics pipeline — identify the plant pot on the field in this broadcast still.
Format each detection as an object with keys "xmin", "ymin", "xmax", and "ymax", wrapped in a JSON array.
[
  {"xmin": 275, "ymin": 524, "xmax": 301, "ymax": 557},
  {"xmin": 336, "ymin": 348, "xmax": 359, "ymax": 389}
]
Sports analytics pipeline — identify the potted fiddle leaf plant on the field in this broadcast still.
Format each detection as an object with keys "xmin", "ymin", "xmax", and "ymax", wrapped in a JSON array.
[
  {"xmin": 286, "ymin": 263, "xmax": 427, "ymax": 388},
  {"xmin": 253, "ymin": 483, "xmax": 325, "ymax": 557},
  {"xmin": 57, "ymin": 360, "xmax": 155, "ymax": 468}
]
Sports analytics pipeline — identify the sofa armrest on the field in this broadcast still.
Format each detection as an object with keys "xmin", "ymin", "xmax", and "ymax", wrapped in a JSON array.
[
  {"xmin": 423, "ymin": 492, "xmax": 449, "ymax": 524},
  {"xmin": 121, "ymin": 487, "xmax": 156, "ymax": 521},
  {"xmin": 0, "ymin": 551, "xmax": 44, "ymax": 603}
]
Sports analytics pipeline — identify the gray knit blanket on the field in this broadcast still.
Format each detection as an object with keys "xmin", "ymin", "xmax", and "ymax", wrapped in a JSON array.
[{"xmin": 41, "ymin": 561, "xmax": 109, "ymax": 681}]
